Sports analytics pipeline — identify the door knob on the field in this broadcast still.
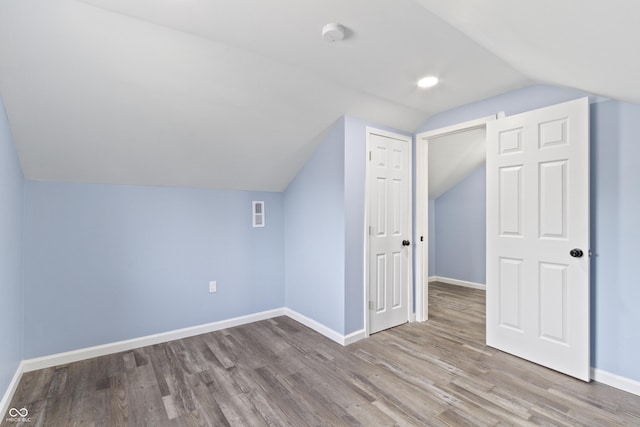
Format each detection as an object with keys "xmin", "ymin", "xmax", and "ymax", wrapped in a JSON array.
[
  {"xmin": 402, "ymin": 240, "xmax": 411, "ymax": 246},
  {"xmin": 570, "ymin": 248, "xmax": 584, "ymax": 258}
]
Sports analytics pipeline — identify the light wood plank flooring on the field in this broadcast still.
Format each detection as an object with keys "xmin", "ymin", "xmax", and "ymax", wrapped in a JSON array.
[{"xmin": 4, "ymin": 282, "xmax": 640, "ymax": 426}]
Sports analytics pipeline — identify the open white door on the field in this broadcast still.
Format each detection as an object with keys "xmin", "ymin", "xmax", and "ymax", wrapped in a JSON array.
[
  {"xmin": 366, "ymin": 128, "xmax": 412, "ymax": 334},
  {"xmin": 486, "ymin": 97, "xmax": 590, "ymax": 381}
]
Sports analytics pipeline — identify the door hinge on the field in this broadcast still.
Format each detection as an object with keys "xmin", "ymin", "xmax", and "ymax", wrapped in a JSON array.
[
  {"xmin": 369, "ymin": 151, "xmax": 372, "ymax": 161},
  {"xmin": 369, "ymin": 301, "xmax": 374, "ymax": 310}
]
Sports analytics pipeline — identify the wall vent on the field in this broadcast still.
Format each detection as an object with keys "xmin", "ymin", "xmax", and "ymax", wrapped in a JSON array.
[{"xmin": 252, "ymin": 201, "xmax": 265, "ymax": 227}]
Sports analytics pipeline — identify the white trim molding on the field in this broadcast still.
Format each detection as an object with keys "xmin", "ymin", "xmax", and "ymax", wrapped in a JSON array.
[
  {"xmin": 591, "ymin": 368, "xmax": 640, "ymax": 397},
  {"xmin": 417, "ymin": 114, "xmax": 499, "ymax": 140},
  {"xmin": 22, "ymin": 307, "xmax": 365, "ymax": 373},
  {"xmin": 284, "ymin": 308, "xmax": 365, "ymax": 346},
  {"xmin": 0, "ymin": 361, "xmax": 24, "ymax": 421},
  {"xmin": 415, "ymin": 114, "xmax": 496, "ymax": 322},
  {"xmin": 22, "ymin": 308, "xmax": 286, "ymax": 372},
  {"xmin": 429, "ymin": 276, "xmax": 486, "ymax": 290},
  {"xmin": 343, "ymin": 329, "xmax": 367, "ymax": 346}
]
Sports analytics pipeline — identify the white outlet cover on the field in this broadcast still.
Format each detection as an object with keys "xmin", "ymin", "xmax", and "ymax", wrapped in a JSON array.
[{"xmin": 209, "ymin": 281, "xmax": 217, "ymax": 293}]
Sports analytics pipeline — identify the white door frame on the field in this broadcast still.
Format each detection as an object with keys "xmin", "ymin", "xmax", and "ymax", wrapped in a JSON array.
[
  {"xmin": 364, "ymin": 127, "xmax": 413, "ymax": 337},
  {"xmin": 414, "ymin": 114, "xmax": 499, "ymax": 321}
]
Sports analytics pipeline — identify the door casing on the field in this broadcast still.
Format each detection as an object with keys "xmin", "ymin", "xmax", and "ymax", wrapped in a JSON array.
[{"xmin": 414, "ymin": 115, "xmax": 498, "ymax": 321}]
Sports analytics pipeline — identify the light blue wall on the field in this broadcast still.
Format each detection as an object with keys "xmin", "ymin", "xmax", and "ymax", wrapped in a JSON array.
[
  {"xmin": 284, "ymin": 118, "xmax": 346, "ymax": 334},
  {"xmin": 344, "ymin": 117, "xmax": 367, "ymax": 334},
  {"xmin": 285, "ymin": 116, "xmax": 410, "ymax": 335},
  {"xmin": 0, "ymin": 98, "xmax": 24, "ymax": 394},
  {"xmin": 590, "ymin": 100, "xmax": 620, "ymax": 377},
  {"xmin": 418, "ymin": 84, "xmax": 640, "ymax": 382},
  {"xmin": 23, "ymin": 182, "xmax": 284, "ymax": 358},
  {"xmin": 613, "ymin": 102, "xmax": 640, "ymax": 381},
  {"xmin": 434, "ymin": 164, "xmax": 486, "ymax": 284},
  {"xmin": 591, "ymin": 100, "xmax": 640, "ymax": 381}
]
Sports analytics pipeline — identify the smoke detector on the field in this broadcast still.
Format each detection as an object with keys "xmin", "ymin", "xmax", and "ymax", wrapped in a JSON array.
[{"xmin": 322, "ymin": 23, "xmax": 345, "ymax": 42}]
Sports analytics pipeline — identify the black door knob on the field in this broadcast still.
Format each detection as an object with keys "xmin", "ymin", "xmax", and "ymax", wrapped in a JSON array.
[
  {"xmin": 570, "ymin": 248, "xmax": 584, "ymax": 258},
  {"xmin": 402, "ymin": 240, "xmax": 411, "ymax": 246}
]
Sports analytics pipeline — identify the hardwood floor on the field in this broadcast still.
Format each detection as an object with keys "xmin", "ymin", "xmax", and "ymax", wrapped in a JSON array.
[{"xmin": 4, "ymin": 282, "xmax": 640, "ymax": 426}]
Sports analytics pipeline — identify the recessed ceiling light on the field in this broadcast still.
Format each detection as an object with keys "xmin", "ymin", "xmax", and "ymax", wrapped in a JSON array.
[{"xmin": 417, "ymin": 76, "xmax": 439, "ymax": 89}]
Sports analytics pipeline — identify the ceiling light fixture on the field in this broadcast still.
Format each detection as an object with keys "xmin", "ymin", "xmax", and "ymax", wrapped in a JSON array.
[
  {"xmin": 418, "ymin": 76, "xmax": 439, "ymax": 89},
  {"xmin": 322, "ymin": 23, "xmax": 345, "ymax": 42}
]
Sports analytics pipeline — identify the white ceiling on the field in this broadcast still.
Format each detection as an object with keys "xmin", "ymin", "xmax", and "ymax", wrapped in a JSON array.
[
  {"xmin": 428, "ymin": 128, "xmax": 486, "ymax": 200},
  {"xmin": 0, "ymin": 0, "xmax": 635, "ymax": 191},
  {"xmin": 416, "ymin": 0, "xmax": 640, "ymax": 104}
]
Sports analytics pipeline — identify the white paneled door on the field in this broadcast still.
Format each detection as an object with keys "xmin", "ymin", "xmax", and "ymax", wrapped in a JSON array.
[
  {"xmin": 486, "ymin": 97, "xmax": 590, "ymax": 381},
  {"xmin": 367, "ymin": 129, "xmax": 412, "ymax": 334}
]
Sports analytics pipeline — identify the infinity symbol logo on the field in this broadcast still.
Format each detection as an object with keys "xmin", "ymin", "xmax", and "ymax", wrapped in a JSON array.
[{"xmin": 8, "ymin": 407, "xmax": 28, "ymax": 417}]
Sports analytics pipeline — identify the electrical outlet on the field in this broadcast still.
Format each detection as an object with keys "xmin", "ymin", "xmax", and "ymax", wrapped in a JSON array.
[{"xmin": 209, "ymin": 281, "xmax": 217, "ymax": 293}]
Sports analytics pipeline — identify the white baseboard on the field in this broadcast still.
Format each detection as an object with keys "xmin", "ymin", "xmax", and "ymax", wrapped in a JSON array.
[
  {"xmin": 22, "ymin": 307, "xmax": 365, "ymax": 374},
  {"xmin": 22, "ymin": 308, "xmax": 286, "ymax": 372},
  {"xmin": 344, "ymin": 329, "xmax": 367, "ymax": 346},
  {"xmin": 4, "ymin": 309, "xmax": 640, "ymax": 417},
  {"xmin": 283, "ymin": 308, "xmax": 365, "ymax": 346},
  {"xmin": 429, "ymin": 276, "xmax": 486, "ymax": 290},
  {"xmin": 591, "ymin": 368, "xmax": 640, "ymax": 397},
  {"xmin": 0, "ymin": 361, "xmax": 24, "ymax": 420}
]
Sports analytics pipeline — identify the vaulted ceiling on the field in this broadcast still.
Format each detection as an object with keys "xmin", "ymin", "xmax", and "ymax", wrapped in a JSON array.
[{"xmin": 0, "ymin": 0, "xmax": 636, "ymax": 191}]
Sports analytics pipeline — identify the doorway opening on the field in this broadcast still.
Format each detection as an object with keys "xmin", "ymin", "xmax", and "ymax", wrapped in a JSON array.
[{"xmin": 415, "ymin": 115, "xmax": 498, "ymax": 321}]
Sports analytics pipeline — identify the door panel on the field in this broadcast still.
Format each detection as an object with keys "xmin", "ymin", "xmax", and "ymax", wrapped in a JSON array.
[
  {"xmin": 368, "ymin": 130, "xmax": 411, "ymax": 334},
  {"xmin": 539, "ymin": 262, "xmax": 568, "ymax": 343},
  {"xmin": 486, "ymin": 97, "xmax": 590, "ymax": 381},
  {"xmin": 539, "ymin": 160, "xmax": 567, "ymax": 238},
  {"xmin": 498, "ymin": 257, "xmax": 523, "ymax": 331},
  {"xmin": 499, "ymin": 165, "xmax": 523, "ymax": 236}
]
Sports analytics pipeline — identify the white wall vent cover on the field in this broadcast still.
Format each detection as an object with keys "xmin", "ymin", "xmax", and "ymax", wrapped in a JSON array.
[{"xmin": 252, "ymin": 201, "xmax": 265, "ymax": 227}]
